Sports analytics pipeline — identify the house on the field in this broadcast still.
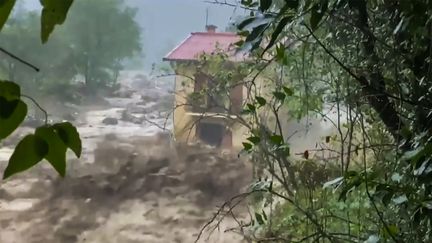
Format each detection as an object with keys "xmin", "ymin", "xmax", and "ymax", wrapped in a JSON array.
[{"xmin": 163, "ymin": 25, "xmax": 248, "ymax": 149}]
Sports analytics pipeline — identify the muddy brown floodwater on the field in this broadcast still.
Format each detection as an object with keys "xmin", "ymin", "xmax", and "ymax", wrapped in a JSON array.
[{"xmin": 0, "ymin": 73, "xmax": 252, "ymax": 243}]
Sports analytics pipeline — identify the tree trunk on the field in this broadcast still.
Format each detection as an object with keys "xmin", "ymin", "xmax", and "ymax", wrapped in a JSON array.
[{"xmin": 353, "ymin": 0, "xmax": 405, "ymax": 142}]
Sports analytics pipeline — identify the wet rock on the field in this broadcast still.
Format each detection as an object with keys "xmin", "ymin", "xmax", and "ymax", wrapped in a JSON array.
[
  {"xmin": 1, "ymin": 132, "xmax": 25, "ymax": 148},
  {"xmin": 127, "ymin": 104, "xmax": 154, "ymax": 114},
  {"xmin": 0, "ymin": 178, "xmax": 51, "ymax": 199},
  {"xmin": 22, "ymin": 116, "xmax": 44, "ymax": 128},
  {"xmin": 0, "ymin": 188, "xmax": 11, "ymax": 200},
  {"xmin": 102, "ymin": 117, "xmax": 118, "ymax": 125},
  {"xmin": 121, "ymin": 109, "xmax": 142, "ymax": 124},
  {"xmin": 148, "ymin": 114, "xmax": 157, "ymax": 119},
  {"xmin": 113, "ymin": 88, "xmax": 135, "ymax": 98},
  {"xmin": 2, "ymin": 131, "xmax": 249, "ymax": 243},
  {"xmin": 93, "ymin": 140, "xmax": 135, "ymax": 173},
  {"xmin": 62, "ymin": 112, "xmax": 78, "ymax": 122},
  {"xmin": 131, "ymin": 74, "xmax": 153, "ymax": 89},
  {"xmin": 153, "ymin": 95, "xmax": 174, "ymax": 112},
  {"xmin": 140, "ymin": 94, "xmax": 158, "ymax": 103},
  {"xmin": 144, "ymin": 158, "xmax": 170, "ymax": 174}
]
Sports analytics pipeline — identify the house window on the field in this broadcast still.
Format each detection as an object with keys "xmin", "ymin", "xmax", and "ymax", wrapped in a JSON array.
[
  {"xmin": 193, "ymin": 72, "xmax": 243, "ymax": 114},
  {"xmin": 229, "ymin": 84, "xmax": 243, "ymax": 114},
  {"xmin": 197, "ymin": 122, "xmax": 225, "ymax": 147}
]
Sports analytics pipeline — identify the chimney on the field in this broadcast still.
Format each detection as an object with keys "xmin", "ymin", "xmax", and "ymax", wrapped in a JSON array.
[{"xmin": 206, "ymin": 24, "xmax": 217, "ymax": 33}]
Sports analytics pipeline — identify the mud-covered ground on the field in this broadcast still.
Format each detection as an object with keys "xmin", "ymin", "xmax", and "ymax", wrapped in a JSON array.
[{"xmin": 0, "ymin": 72, "xmax": 252, "ymax": 243}]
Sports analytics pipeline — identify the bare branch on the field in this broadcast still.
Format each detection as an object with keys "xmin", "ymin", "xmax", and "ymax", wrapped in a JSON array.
[{"xmin": 0, "ymin": 47, "xmax": 39, "ymax": 72}]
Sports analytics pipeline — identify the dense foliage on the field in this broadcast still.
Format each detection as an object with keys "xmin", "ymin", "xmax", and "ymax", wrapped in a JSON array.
[
  {"xmin": 0, "ymin": 0, "xmax": 141, "ymax": 101},
  {"xmin": 197, "ymin": 0, "xmax": 432, "ymax": 242},
  {"xmin": 0, "ymin": 0, "xmax": 141, "ymax": 179},
  {"xmin": 0, "ymin": 0, "xmax": 82, "ymax": 179},
  {"xmin": 2, "ymin": 0, "xmax": 432, "ymax": 241}
]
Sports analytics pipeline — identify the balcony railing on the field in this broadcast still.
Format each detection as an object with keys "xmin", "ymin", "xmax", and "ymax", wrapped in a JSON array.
[
  {"xmin": 186, "ymin": 92, "xmax": 242, "ymax": 115},
  {"xmin": 191, "ymin": 105, "xmax": 227, "ymax": 114}
]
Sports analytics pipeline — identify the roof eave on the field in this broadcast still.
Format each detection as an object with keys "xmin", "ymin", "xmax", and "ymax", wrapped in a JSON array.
[
  {"xmin": 162, "ymin": 33, "xmax": 193, "ymax": 62},
  {"xmin": 162, "ymin": 58, "xmax": 198, "ymax": 62}
]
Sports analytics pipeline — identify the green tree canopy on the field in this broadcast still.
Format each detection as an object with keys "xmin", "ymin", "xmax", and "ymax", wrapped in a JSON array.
[
  {"xmin": 0, "ymin": 0, "xmax": 141, "ymax": 99},
  {"xmin": 0, "ymin": 0, "xmax": 141, "ymax": 180},
  {"xmin": 62, "ymin": 0, "xmax": 141, "ymax": 90}
]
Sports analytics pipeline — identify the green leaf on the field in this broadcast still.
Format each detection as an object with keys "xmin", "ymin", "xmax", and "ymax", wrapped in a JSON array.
[
  {"xmin": 310, "ymin": 0, "xmax": 328, "ymax": 30},
  {"xmin": 241, "ymin": 0, "xmax": 254, "ymax": 7},
  {"xmin": 273, "ymin": 91, "xmax": 286, "ymax": 101},
  {"xmin": 276, "ymin": 144, "xmax": 290, "ymax": 157},
  {"xmin": 245, "ymin": 23, "xmax": 268, "ymax": 45},
  {"xmin": 234, "ymin": 39, "xmax": 245, "ymax": 47},
  {"xmin": 403, "ymin": 143, "xmax": 432, "ymax": 166},
  {"xmin": 382, "ymin": 192, "xmax": 393, "ymax": 206},
  {"xmin": 238, "ymin": 30, "xmax": 250, "ymax": 37},
  {"xmin": 238, "ymin": 17, "xmax": 256, "ymax": 30},
  {"xmin": 323, "ymin": 177, "xmax": 343, "ymax": 189},
  {"xmin": 255, "ymin": 212, "xmax": 265, "ymax": 225},
  {"xmin": 35, "ymin": 126, "xmax": 68, "ymax": 176},
  {"xmin": 400, "ymin": 126, "xmax": 412, "ymax": 139},
  {"xmin": 263, "ymin": 16, "xmax": 291, "ymax": 53},
  {"xmin": 247, "ymin": 103, "xmax": 256, "ymax": 112},
  {"xmin": 286, "ymin": 0, "xmax": 299, "ymax": 9},
  {"xmin": 40, "ymin": 0, "xmax": 74, "ymax": 43},
  {"xmin": 0, "ymin": 98, "xmax": 18, "ymax": 119},
  {"xmin": 53, "ymin": 122, "xmax": 82, "ymax": 157},
  {"xmin": 256, "ymin": 96, "xmax": 267, "ymax": 107},
  {"xmin": 241, "ymin": 109, "xmax": 252, "ymax": 115},
  {"xmin": 0, "ymin": 80, "xmax": 20, "ymax": 100},
  {"xmin": 276, "ymin": 44, "xmax": 285, "ymax": 61},
  {"xmin": 0, "ymin": 0, "xmax": 16, "ymax": 31},
  {"xmin": 243, "ymin": 142, "xmax": 253, "ymax": 151},
  {"xmin": 283, "ymin": 86, "xmax": 294, "ymax": 96},
  {"xmin": 259, "ymin": 0, "xmax": 272, "ymax": 12},
  {"xmin": 381, "ymin": 225, "xmax": 399, "ymax": 240},
  {"xmin": 270, "ymin": 135, "xmax": 283, "ymax": 145},
  {"xmin": 3, "ymin": 134, "xmax": 48, "ymax": 179},
  {"xmin": 262, "ymin": 210, "xmax": 268, "ymax": 221},
  {"xmin": 0, "ymin": 99, "xmax": 27, "ymax": 139},
  {"xmin": 247, "ymin": 136, "xmax": 261, "ymax": 145}
]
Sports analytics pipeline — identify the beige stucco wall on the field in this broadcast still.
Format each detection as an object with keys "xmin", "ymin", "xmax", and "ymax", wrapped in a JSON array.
[
  {"xmin": 172, "ymin": 66, "xmax": 197, "ymax": 144},
  {"xmin": 171, "ymin": 63, "xmax": 250, "ymax": 149},
  {"xmin": 231, "ymin": 119, "xmax": 249, "ymax": 148},
  {"xmin": 171, "ymin": 59, "xmax": 343, "ymax": 159}
]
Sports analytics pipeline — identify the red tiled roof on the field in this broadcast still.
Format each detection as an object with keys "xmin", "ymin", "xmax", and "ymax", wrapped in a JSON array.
[{"xmin": 163, "ymin": 32, "xmax": 244, "ymax": 61}]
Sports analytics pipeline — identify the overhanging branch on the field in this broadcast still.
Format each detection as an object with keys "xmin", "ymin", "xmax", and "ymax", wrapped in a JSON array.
[{"xmin": 0, "ymin": 47, "xmax": 39, "ymax": 72}]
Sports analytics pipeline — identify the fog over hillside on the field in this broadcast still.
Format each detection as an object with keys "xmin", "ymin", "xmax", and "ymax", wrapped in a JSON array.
[{"xmin": 23, "ymin": 0, "xmax": 244, "ymax": 70}]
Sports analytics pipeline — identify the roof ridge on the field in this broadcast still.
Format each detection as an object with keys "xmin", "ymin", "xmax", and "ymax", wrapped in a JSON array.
[
  {"xmin": 163, "ymin": 31, "xmax": 242, "ymax": 62},
  {"xmin": 191, "ymin": 32, "xmax": 238, "ymax": 36},
  {"xmin": 163, "ymin": 33, "xmax": 193, "ymax": 60}
]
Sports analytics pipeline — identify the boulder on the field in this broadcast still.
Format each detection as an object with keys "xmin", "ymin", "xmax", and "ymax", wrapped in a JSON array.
[
  {"xmin": 22, "ymin": 116, "xmax": 44, "ymax": 128},
  {"xmin": 62, "ymin": 112, "xmax": 78, "ymax": 122},
  {"xmin": 102, "ymin": 117, "xmax": 118, "ymax": 125},
  {"xmin": 121, "ymin": 109, "xmax": 142, "ymax": 124},
  {"xmin": 113, "ymin": 88, "xmax": 135, "ymax": 98}
]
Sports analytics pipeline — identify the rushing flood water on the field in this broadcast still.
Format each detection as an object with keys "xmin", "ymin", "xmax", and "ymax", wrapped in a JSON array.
[{"xmin": 0, "ymin": 72, "xmax": 249, "ymax": 243}]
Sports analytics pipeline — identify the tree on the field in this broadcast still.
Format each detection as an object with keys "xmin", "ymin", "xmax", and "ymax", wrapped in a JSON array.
[
  {"xmin": 0, "ymin": 0, "xmax": 142, "ymax": 98},
  {"xmin": 61, "ymin": 0, "xmax": 141, "ymax": 91},
  {"xmin": 196, "ymin": 0, "xmax": 432, "ymax": 242},
  {"xmin": 0, "ymin": 0, "xmax": 80, "ymax": 180},
  {"xmin": 0, "ymin": 0, "xmax": 141, "ymax": 180},
  {"xmin": 0, "ymin": 12, "xmax": 77, "ymax": 99}
]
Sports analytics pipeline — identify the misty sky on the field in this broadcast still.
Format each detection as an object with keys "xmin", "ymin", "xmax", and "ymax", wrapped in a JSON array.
[{"xmin": 23, "ymin": 0, "xmax": 245, "ymax": 70}]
